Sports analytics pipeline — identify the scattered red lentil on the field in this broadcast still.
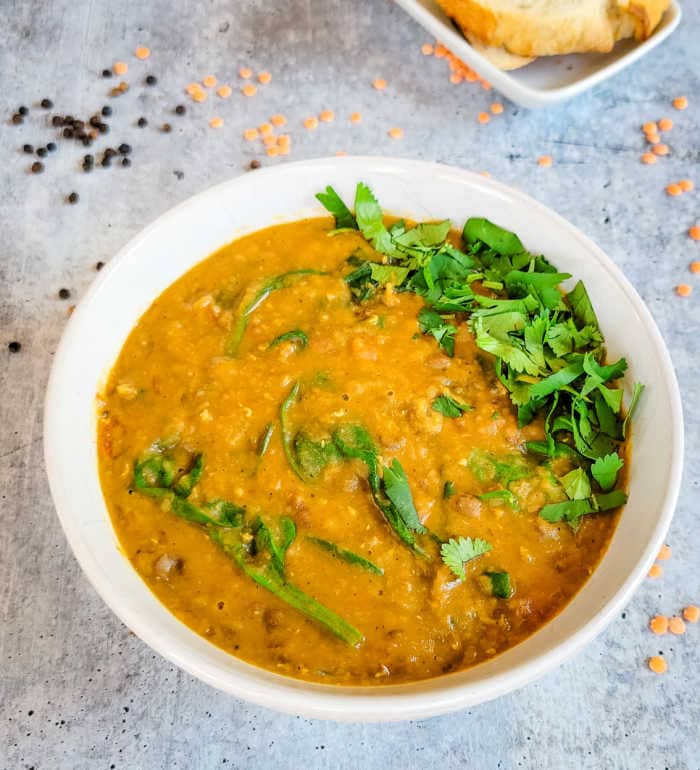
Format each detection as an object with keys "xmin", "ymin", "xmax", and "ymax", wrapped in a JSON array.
[
  {"xmin": 691, "ymin": 261, "xmax": 700, "ymax": 273},
  {"xmin": 689, "ymin": 226, "xmax": 700, "ymax": 241},
  {"xmin": 641, "ymin": 153, "xmax": 657, "ymax": 165},
  {"xmin": 202, "ymin": 75, "xmax": 217, "ymax": 88},
  {"xmin": 277, "ymin": 135, "xmax": 290, "ymax": 150},
  {"xmin": 193, "ymin": 90, "xmax": 207, "ymax": 103},
  {"xmin": 335, "ymin": 150, "xmax": 348, "ymax": 156},
  {"xmin": 209, "ymin": 117, "xmax": 223, "ymax": 129},
  {"xmin": 657, "ymin": 544, "xmax": 672, "ymax": 561},
  {"xmin": 373, "ymin": 78, "xmax": 387, "ymax": 90},
  {"xmin": 135, "ymin": 46, "xmax": 150, "ymax": 60},
  {"xmin": 421, "ymin": 43, "xmax": 434, "ymax": 55},
  {"xmin": 653, "ymin": 143, "xmax": 669, "ymax": 156},
  {"xmin": 490, "ymin": 103, "xmax": 503, "ymax": 115},
  {"xmin": 113, "ymin": 61, "xmax": 128, "ymax": 75},
  {"xmin": 319, "ymin": 109, "xmax": 335, "ymax": 123},
  {"xmin": 648, "ymin": 656, "xmax": 667, "ymax": 674},
  {"xmin": 303, "ymin": 116, "xmax": 318, "ymax": 130},
  {"xmin": 239, "ymin": 67, "xmax": 252, "ymax": 79},
  {"xmin": 682, "ymin": 605, "xmax": 699, "ymax": 623},
  {"xmin": 450, "ymin": 74, "xmax": 462, "ymax": 85},
  {"xmin": 388, "ymin": 127, "xmax": 404, "ymax": 139},
  {"xmin": 538, "ymin": 155, "xmax": 553, "ymax": 167},
  {"xmin": 676, "ymin": 284, "xmax": 692, "ymax": 297},
  {"xmin": 642, "ymin": 121, "xmax": 657, "ymax": 134},
  {"xmin": 646, "ymin": 133, "xmax": 661, "ymax": 145},
  {"xmin": 666, "ymin": 183, "xmax": 682, "ymax": 196},
  {"xmin": 435, "ymin": 44, "xmax": 447, "ymax": 59},
  {"xmin": 258, "ymin": 123, "xmax": 273, "ymax": 136},
  {"xmin": 672, "ymin": 96, "xmax": 688, "ymax": 110},
  {"xmin": 271, "ymin": 114, "xmax": 286, "ymax": 127},
  {"xmin": 478, "ymin": 112, "xmax": 490, "ymax": 124},
  {"xmin": 669, "ymin": 616, "xmax": 686, "ymax": 635},
  {"xmin": 650, "ymin": 615, "xmax": 669, "ymax": 635},
  {"xmin": 350, "ymin": 112, "xmax": 362, "ymax": 124},
  {"xmin": 186, "ymin": 82, "xmax": 200, "ymax": 95},
  {"xmin": 648, "ymin": 564, "xmax": 663, "ymax": 578},
  {"xmin": 242, "ymin": 84, "xmax": 257, "ymax": 97},
  {"xmin": 243, "ymin": 128, "xmax": 258, "ymax": 141},
  {"xmin": 658, "ymin": 118, "xmax": 674, "ymax": 132},
  {"xmin": 258, "ymin": 72, "xmax": 272, "ymax": 85},
  {"xmin": 266, "ymin": 145, "xmax": 279, "ymax": 157},
  {"xmin": 481, "ymin": 81, "xmax": 492, "ymax": 91},
  {"xmin": 216, "ymin": 85, "xmax": 232, "ymax": 98},
  {"xmin": 679, "ymin": 179, "xmax": 694, "ymax": 192},
  {"xmin": 262, "ymin": 135, "xmax": 277, "ymax": 147}
]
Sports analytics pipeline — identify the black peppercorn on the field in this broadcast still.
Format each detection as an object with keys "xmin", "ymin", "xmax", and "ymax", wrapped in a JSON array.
[
  {"xmin": 11, "ymin": 114, "xmax": 23, "ymax": 125},
  {"xmin": 101, "ymin": 105, "xmax": 112, "ymax": 117},
  {"xmin": 249, "ymin": 159, "xmax": 261, "ymax": 170},
  {"xmin": 40, "ymin": 98, "xmax": 53, "ymax": 109},
  {"xmin": 145, "ymin": 74, "xmax": 157, "ymax": 85},
  {"xmin": 118, "ymin": 143, "xmax": 131, "ymax": 155},
  {"xmin": 8, "ymin": 341, "xmax": 22, "ymax": 353},
  {"xmin": 175, "ymin": 105, "xmax": 186, "ymax": 115},
  {"xmin": 37, "ymin": 147, "xmax": 47, "ymax": 158},
  {"xmin": 51, "ymin": 115, "xmax": 63, "ymax": 127},
  {"xmin": 95, "ymin": 261, "xmax": 104, "ymax": 271},
  {"xmin": 23, "ymin": 144, "xmax": 34, "ymax": 154},
  {"xmin": 47, "ymin": 142, "xmax": 56, "ymax": 152},
  {"xmin": 98, "ymin": 123, "xmax": 109, "ymax": 134},
  {"xmin": 63, "ymin": 127, "xmax": 74, "ymax": 139},
  {"xmin": 58, "ymin": 288, "xmax": 71, "ymax": 299},
  {"xmin": 121, "ymin": 157, "xmax": 131, "ymax": 167},
  {"xmin": 18, "ymin": 106, "xmax": 28, "ymax": 115},
  {"xmin": 161, "ymin": 123, "xmax": 171, "ymax": 133},
  {"xmin": 67, "ymin": 192, "xmax": 79, "ymax": 204},
  {"xmin": 104, "ymin": 147, "xmax": 117, "ymax": 158},
  {"xmin": 31, "ymin": 161, "xmax": 44, "ymax": 173},
  {"xmin": 137, "ymin": 117, "xmax": 147, "ymax": 127},
  {"xmin": 102, "ymin": 68, "xmax": 112, "ymax": 77},
  {"xmin": 82, "ymin": 136, "xmax": 92, "ymax": 147},
  {"xmin": 101, "ymin": 156, "xmax": 111, "ymax": 167}
]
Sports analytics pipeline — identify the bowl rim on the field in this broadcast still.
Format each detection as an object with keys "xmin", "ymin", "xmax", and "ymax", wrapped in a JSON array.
[{"xmin": 43, "ymin": 156, "xmax": 684, "ymax": 721}]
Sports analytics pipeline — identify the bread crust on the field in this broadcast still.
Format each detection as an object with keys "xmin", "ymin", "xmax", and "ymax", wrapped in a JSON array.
[{"xmin": 436, "ymin": 0, "xmax": 670, "ymax": 58}]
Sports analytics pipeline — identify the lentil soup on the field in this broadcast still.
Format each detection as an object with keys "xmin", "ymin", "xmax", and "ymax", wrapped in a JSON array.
[{"xmin": 98, "ymin": 189, "xmax": 634, "ymax": 686}]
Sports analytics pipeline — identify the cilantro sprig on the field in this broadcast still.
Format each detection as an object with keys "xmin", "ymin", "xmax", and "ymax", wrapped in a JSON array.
[{"xmin": 441, "ymin": 537, "xmax": 492, "ymax": 580}]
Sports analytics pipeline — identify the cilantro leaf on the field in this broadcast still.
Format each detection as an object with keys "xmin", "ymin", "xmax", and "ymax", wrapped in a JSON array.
[
  {"xmin": 463, "ymin": 218, "xmax": 524, "ymax": 255},
  {"xmin": 622, "ymin": 383, "xmax": 644, "ymax": 438},
  {"xmin": 443, "ymin": 480, "xmax": 456, "ymax": 499},
  {"xmin": 539, "ymin": 489, "xmax": 627, "ymax": 522},
  {"xmin": 432, "ymin": 394, "xmax": 473, "ymax": 418},
  {"xmin": 354, "ymin": 182, "xmax": 396, "ymax": 255},
  {"xmin": 560, "ymin": 468, "xmax": 591, "ymax": 500},
  {"xmin": 484, "ymin": 571, "xmax": 513, "ymax": 599},
  {"xmin": 315, "ymin": 186, "xmax": 358, "ymax": 230},
  {"xmin": 382, "ymin": 459, "xmax": 426, "ymax": 534},
  {"xmin": 478, "ymin": 489, "xmax": 520, "ymax": 510},
  {"xmin": 441, "ymin": 536, "xmax": 492, "ymax": 580},
  {"xmin": 567, "ymin": 281, "xmax": 600, "ymax": 330},
  {"xmin": 590, "ymin": 453, "xmax": 624, "ymax": 491},
  {"xmin": 418, "ymin": 307, "xmax": 456, "ymax": 357},
  {"xmin": 369, "ymin": 263, "xmax": 410, "ymax": 286}
]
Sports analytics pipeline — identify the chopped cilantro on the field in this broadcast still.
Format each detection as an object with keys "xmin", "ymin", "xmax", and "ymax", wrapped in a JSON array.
[
  {"xmin": 418, "ymin": 307, "xmax": 456, "ymax": 357},
  {"xmin": 315, "ymin": 185, "xmax": 358, "ymax": 230},
  {"xmin": 441, "ymin": 536, "xmax": 492, "ymax": 580},
  {"xmin": 484, "ymin": 571, "xmax": 513, "ymax": 599},
  {"xmin": 432, "ymin": 394, "xmax": 473, "ymax": 418},
  {"xmin": 443, "ymin": 480, "xmax": 456, "ymax": 499},
  {"xmin": 590, "ymin": 453, "xmax": 624, "ymax": 491}
]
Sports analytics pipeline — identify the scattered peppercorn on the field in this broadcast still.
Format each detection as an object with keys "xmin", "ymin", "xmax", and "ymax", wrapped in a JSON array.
[
  {"xmin": 67, "ymin": 192, "xmax": 79, "ymax": 204},
  {"xmin": 82, "ymin": 136, "xmax": 92, "ymax": 147},
  {"xmin": 101, "ymin": 105, "xmax": 112, "ymax": 117},
  {"xmin": 161, "ymin": 123, "xmax": 171, "ymax": 133},
  {"xmin": 249, "ymin": 159, "xmax": 261, "ymax": 170},
  {"xmin": 145, "ymin": 75, "xmax": 157, "ymax": 86},
  {"xmin": 95, "ymin": 261, "xmax": 104, "ymax": 271},
  {"xmin": 102, "ymin": 69, "xmax": 112, "ymax": 78},
  {"xmin": 63, "ymin": 128, "xmax": 74, "ymax": 139},
  {"xmin": 104, "ymin": 148, "xmax": 117, "ymax": 158},
  {"xmin": 37, "ymin": 147, "xmax": 48, "ymax": 158},
  {"xmin": 175, "ymin": 104, "xmax": 186, "ymax": 115},
  {"xmin": 8, "ymin": 341, "xmax": 22, "ymax": 353},
  {"xmin": 11, "ymin": 114, "xmax": 23, "ymax": 125},
  {"xmin": 98, "ymin": 123, "xmax": 109, "ymax": 134},
  {"xmin": 23, "ymin": 144, "xmax": 33, "ymax": 154},
  {"xmin": 47, "ymin": 142, "xmax": 56, "ymax": 152},
  {"xmin": 18, "ymin": 106, "xmax": 28, "ymax": 116},
  {"xmin": 121, "ymin": 157, "xmax": 131, "ymax": 167},
  {"xmin": 58, "ymin": 288, "xmax": 71, "ymax": 299},
  {"xmin": 101, "ymin": 156, "xmax": 112, "ymax": 167},
  {"xmin": 40, "ymin": 98, "xmax": 53, "ymax": 109},
  {"xmin": 51, "ymin": 115, "xmax": 63, "ymax": 127},
  {"xmin": 31, "ymin": 161, "xmax": 44, "ymax": 174},
  {"xmin": 137, "ymin": 117, "xmax": 147, "ymax": 127},
  {"xmin": 118, "ymin": 143, "xmax": 131, "ymax": 155}
]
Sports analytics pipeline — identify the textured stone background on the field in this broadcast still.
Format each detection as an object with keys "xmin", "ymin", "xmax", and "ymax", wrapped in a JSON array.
[{"xmin": 1, "ymin": 1, "xmax": 698, "ymax": 768}]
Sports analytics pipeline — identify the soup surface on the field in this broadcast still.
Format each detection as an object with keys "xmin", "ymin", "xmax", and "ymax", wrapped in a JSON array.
[{"xmin": 98, "ymin": 213, "xmax": 626, "ymax": 685}]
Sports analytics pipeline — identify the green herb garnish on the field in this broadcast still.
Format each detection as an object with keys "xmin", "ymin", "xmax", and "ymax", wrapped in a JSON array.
[
  {"xmin": 306, "ymin": 536, "xmax": 383, "ymax": 575},
  {"xmin": 268, "ymin": 329, "xmax": 309, "ymax": 350},
  {"xmin": 432, "ymin": 394, "xmax": 473, "ymax": 418},
  {"xmin": 441, "ymin": 536, "xmax": 492, "ymax": 580},
  {"xmin": 484, "ymin": 571, "xmax": 513, "ymax": 599}
]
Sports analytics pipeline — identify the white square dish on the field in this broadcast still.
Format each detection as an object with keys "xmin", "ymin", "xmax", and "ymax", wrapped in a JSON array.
[{"xmin": 394, "ymin": 0, "xmax": 682, "ymax": 108}]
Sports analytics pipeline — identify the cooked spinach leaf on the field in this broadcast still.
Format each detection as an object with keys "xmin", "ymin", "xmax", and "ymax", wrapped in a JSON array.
[
  {"xmin": 268, "ymin": 329, "xmax": 309, "ymax": 350},
  {"xmin": 306, "ymin": 536, "xmax": 383, "ymax": 575},
  {"xmin": 484, "ymin": 571, "xmax": 513, "ymax": 599},
  {"xmin": 432, "ymin": 394, "xmax": 473, "ymax": 418}
]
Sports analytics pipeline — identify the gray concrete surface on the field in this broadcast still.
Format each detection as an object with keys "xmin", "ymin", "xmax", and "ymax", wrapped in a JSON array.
[{"xmin": 1, "ymin": 1, "xmax": 699, "ymax": 768}]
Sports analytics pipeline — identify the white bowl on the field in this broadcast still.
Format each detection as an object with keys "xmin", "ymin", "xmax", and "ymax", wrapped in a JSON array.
[
  {"xmin": 394, "ymin": 0, "xmax": 681, "ymax": 108},
  {"xmin": 44, "ymin": 157, "xmax": 683, "ymax": 721}
]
